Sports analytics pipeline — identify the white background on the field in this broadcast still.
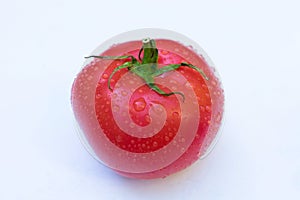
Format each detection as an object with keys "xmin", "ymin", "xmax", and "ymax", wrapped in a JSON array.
[{"xmin": 0, "ymin": 0, "xmax": 300, "ymax": 199}]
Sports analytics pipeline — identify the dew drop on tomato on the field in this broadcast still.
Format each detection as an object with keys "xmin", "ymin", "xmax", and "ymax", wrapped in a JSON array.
[{"xmin": 133, "ymin": 97, "xmax": 146, "ymax": 112}]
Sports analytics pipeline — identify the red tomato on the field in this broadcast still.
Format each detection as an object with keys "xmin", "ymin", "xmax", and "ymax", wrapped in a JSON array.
[{"xmin": 71, "ymin": 38, "xmax": 224, "ymax": 179}]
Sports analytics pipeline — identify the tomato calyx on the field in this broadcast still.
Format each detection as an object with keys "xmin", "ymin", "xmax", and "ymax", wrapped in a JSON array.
[{"xmin": 85, "ymin": 38, "xmax": 208, "ymax": 101}]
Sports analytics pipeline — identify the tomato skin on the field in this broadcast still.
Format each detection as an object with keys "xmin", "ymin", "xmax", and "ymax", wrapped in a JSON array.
[{"xmin": 71, "ymin": 39, "xmax": 224, "ymax": 179}]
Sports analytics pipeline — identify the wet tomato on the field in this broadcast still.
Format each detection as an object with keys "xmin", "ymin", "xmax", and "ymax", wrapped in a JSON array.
[{"xmin": 71, "ymin": 37, "xmax": 224, "ymax": 179}]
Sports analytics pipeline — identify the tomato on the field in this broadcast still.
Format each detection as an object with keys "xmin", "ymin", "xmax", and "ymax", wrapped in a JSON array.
[{"xmin": 71, "ymin": 37, "xmax": 224, "ymax": 179}]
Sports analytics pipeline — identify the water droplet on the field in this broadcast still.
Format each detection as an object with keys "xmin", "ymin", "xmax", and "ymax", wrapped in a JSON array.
[
  {"xmin": 153, "ymin": 105, "xmax": 163, "ymax": 114},
  {"xmin": 169, "ymin": 79, "xmax": 177, "ymax": 84},
  {"xmin": 216, "ymin": 112, "xmax": 222, "ymax": 123},
  {"xmin": 192, "ymin": 101, "xmax": 198, "ymax": 105},
  {"xmin": 129, "ymin": 80, "xmax": 135, "ymax": 84},
  {"xmin": 172, "ymin": 112, "xmax": 179, "ymax": 118},
  {"xmin": 161, "ymin": 50, "xmax": 169, "ymax": 55},
  {"xmin": 165, "ymin": 136, "xmax": 170, "ymax": 142},
  {"xmin": 115, "ymin": 83, "xmax": 121, "ymax": 88},
  {"xmin": 111, "ymin": 93, "xmax": 117, "ymax": 99},
  {"xmin": 129, "ymin": 122, "xmax": 135, "ymax": 128},
  {"xmin": 205, "ymin": 105, "xmax": 211, "ymax": 112},
  {"xmin": 113, "ymin": 105, "xmax": 120, "ymax": 112},
  {"xmin": 185, "ymin": 82, "xmax": 191, "ymax": 88},
  {"xmin": 116, "ymin": 135, "xmax": 122, "ymax": 143},
  {"xmin": 133, "ymin": 97, "xmax": 146, "ymax": 112},
  {"xmin": 145, "ymin": 114, "xmax": 151, "ymax": 123},
  {"xmin": 96, "ymin": 93, "xmax": 102, "ymax": 99},
  {"xmin": 180, "ymin": 147, "xmax": 185, "ymax": 153},
  {"xmin": 102, "ymin": 73, "xmax": 108, "ymax": 79},
  {"xmin": 153, "ymin": 141, "xmax": 158, "ymax": 147},
  {"xmin": 121, "ymin": 91, "xmax": 128, "ymax": 96},
  {"xmin": 115, "ymin": 61, "xmax": 121, "ymax": 66},
  {"xmin": 138, "ymin": 89, "xmax": 144, "ymax": 93},
  {"xmin": 171, "ymin": 86, "xmax": 177, "ymax": 91}
]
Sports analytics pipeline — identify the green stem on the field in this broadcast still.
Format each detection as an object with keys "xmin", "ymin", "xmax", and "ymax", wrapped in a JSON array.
[{"xmin": 85, "ymin": 38, "xmax": 209, "ymax": 102}]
